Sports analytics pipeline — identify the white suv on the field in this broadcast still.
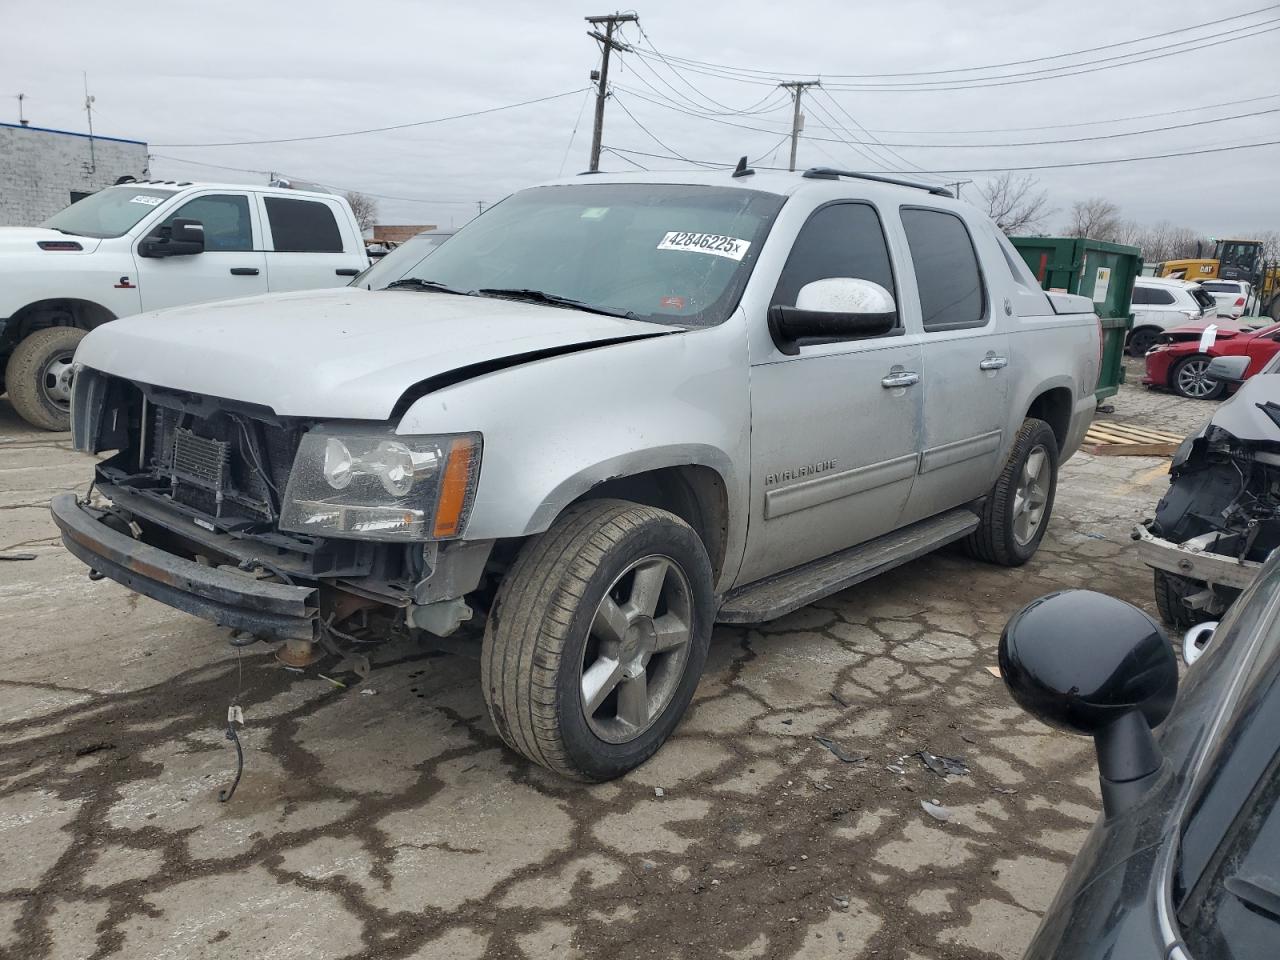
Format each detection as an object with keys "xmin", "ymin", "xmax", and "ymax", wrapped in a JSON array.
[
  {"xmin": 1128, "ymin": 277, "xmax": 1217, "ymax": 356},
  {"xmin": 1198, "ymin": 279, "xmax": 1253, "ymax": 320}
]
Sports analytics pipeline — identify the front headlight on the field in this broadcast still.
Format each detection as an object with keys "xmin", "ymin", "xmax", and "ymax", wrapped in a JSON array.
[{"xmin": 279, "ymin": 429, "xmax": 481, "ymax": 541}]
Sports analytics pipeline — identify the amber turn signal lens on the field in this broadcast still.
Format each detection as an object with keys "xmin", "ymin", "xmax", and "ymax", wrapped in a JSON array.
[{"xmin": 433, "ymin": 437, "xmax": 478, "ymax": 538}]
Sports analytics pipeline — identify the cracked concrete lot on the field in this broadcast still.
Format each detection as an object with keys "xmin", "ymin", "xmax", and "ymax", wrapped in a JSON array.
[{"xmin": 0, "ymin": 368, "xmax": 1213, "ymax": 960}]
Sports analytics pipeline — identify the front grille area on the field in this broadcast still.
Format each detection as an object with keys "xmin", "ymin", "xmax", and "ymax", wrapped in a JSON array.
[{"xmin": 143, "ymin": 400, "xmax": 302, "ymax": 525}]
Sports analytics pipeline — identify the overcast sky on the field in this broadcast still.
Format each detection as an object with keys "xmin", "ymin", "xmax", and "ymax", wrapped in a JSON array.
[{"xmin": 4, "ymin": 0, "xmax": 1278, "ymax": 234}]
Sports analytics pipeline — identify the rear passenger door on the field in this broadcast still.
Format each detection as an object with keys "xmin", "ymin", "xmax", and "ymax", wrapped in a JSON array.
[
  {"xmin": 257, "ymin": 195, "xmax": 367, "ymax": 292},
  {"xmin": 897, "ymin": 206, "xmax": 1009, "ymax": 526}
]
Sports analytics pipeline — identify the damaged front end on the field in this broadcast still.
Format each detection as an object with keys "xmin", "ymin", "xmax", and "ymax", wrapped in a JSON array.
[
  {"xmin": 1136, "ymin": 375, "xmax": 1280, "ymax": 622},
  {"xmin": 56, "ymin": 368, "xmax": 493, "ymax": 662}
]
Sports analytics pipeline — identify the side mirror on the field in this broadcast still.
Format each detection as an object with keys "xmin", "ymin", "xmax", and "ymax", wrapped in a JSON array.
[
  {"xmin": 139, "ymin": 218, "xmax": 206, "ymax": 258},
  {"xmin": 1205, "ymin": 354, "xmax": 1249, "ymax": 383},
  {"xmin": 768, "ymin": 278, "xmax": 897, "ymax": 356},
  {"xmin": 1000, "ymin": 590, "xmax": 1178, "ymax": 818}
]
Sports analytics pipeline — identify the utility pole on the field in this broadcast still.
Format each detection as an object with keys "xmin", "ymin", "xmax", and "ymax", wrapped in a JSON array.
[
  {"xmin": 83, "ymin": 73, "xmax": 97, "ymax": 172},
  {"xmin": 779, "ymin": 80, "xmax": 820, "ymax": 172},
  {"xmin": 16, "ymin": 92, "xmax": 27, "ymax": 127},
  {"xmin": 585, "ymin": 12, "xmax": 637, "ymax": 172}
]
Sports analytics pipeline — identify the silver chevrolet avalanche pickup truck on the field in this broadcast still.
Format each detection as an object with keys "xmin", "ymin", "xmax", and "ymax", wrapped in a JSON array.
[{"xmin": 56, "ymin": 167, "xmax": 1099, "ymax": 780}]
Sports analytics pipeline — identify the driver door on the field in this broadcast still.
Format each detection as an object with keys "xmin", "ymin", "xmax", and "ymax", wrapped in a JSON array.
[
  {"xmin": 133, "ymin": 192, "xmax": 267, "ymax": 312},
  {"xmin": 737, "ymin": 201, "xmax": 924, "ymax": 585}
]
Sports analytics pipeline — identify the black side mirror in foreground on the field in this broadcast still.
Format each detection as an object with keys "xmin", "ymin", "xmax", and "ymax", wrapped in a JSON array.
[{"xmin": 1000, "ymin": 590, "xmax": 1178, "ymax": 818}]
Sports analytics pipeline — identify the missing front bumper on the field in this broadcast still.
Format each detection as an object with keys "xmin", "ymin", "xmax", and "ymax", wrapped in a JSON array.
[
  {"xmin": 1133, "ymin": 521, "xmax": 1264, "ymax": 590},
  {"xmin": 50, "ymin": 493, "xmax": 319, "ymax": 640}
]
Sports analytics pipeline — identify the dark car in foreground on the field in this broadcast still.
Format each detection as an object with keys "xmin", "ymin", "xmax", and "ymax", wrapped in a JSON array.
[{"xmin": 1001, "ymin": 549, "xmax": 1280, "ymax": 959}]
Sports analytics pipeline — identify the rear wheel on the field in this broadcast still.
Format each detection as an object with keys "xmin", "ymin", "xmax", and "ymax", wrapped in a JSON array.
[
  {"xmin": 1171, "ymin": 354, "xmax": 1226, "ymax": 401},
  {"xmin": 480, "ymin": 499, "xmax": 713, "ymax": 781},
  {"xmin": 964, "ymin": 418, "xmax": 1059, "ymax": 567},
  {"xmin": 4, "ymin": 327, "xmax": 86, "ymax": 431},
  {"xmin": 1127, "ymin": 327, "xmax": 1160, "ymax": 357}
]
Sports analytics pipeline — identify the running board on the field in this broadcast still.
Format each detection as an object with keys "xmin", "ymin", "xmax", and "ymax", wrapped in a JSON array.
[{"xmin": 716, "ymin": 508, "xmax": 980, "ymax": 624}]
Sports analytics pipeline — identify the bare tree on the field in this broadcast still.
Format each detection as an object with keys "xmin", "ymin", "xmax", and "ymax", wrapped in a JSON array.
[
  {"xmin": 344, "ymin": 191, "xmax": 378, "ymax": 233},
  {"xmin": 978, "ymin": 173, "xmax": 1052, "ymax": 234},
  {"xmin": 1064, "ymin": 197, "xmax": 1123, "ymax": 242}
]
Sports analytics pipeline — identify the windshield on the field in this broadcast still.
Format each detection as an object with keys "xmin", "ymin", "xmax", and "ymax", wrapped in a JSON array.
[
  {"xmin": 351, "ymin": 232, "xmax": 452, "ymax": 290},
  {"xmin": 1201, "ymin": 281, "xmax": 1239, "ymax": 294},
  {"xmin": 387, "ymin": 183, "xmax": 785, "ymax": 327},
  {"xmin": 41, "ymin": 186, "xmax": 177, "ymax": 239}
]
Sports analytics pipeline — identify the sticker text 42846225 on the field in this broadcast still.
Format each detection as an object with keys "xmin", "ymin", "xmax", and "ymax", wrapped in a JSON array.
[{"xmin": 656, "ymin": 231, "xmax": 751, "ymax": 262}]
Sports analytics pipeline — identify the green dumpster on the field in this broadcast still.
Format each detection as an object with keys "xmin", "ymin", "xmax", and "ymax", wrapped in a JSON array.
[{"xmin": 1010, "ymin": 236, "xmax": 1143, "ymax": 404}]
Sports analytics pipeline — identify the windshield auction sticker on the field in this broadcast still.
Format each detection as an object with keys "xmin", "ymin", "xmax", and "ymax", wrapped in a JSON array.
[
  {"xmin": 129, "ymin": 195, "xmax": 165, "ymax": 205},
  {"xmin": 657, "ymin": 232, "xmax": 751, "ymax": 261}
]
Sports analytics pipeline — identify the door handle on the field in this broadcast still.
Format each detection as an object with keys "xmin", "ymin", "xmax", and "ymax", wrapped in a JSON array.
[
  {"xmin": 881, "ymin": 371, "xmax": 920, "ymax": 389},
  {"xmin": 229, "ymin": 267, "xmax": 260, "ymax": 276},
  {"xmin": 979, "ymin": 355, "xmax": 1009, "ymax": 370},
  {"xmin": 335, "ymin": 268, "xmax": 360, "ymax": 276}
]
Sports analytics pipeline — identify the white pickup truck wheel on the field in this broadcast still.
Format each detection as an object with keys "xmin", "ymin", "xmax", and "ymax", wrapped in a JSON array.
[
  {"xmin": 480, "ymin": 499, "xmax": 713, "ymax": 781},
  {"xmin": 964, "ymin": 418, "xmax": 1059, "ymax": 567},
  {"xmin": 5, "ymin": 327, "xmax": 86, "ymax": 432}
]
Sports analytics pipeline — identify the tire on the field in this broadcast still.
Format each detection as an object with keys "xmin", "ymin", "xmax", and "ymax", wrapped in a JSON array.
[
  {"xmin": 1170, "ymin": 354, "xmax": 1227, "ymax": 401},
  {"xmin": 4, "ymin": 327, "xmax": 86, "ymax": 431},
  {"xmin": 1153, "ymin": 569, "xmax": 1199, "ymax": 630},
  {"xmin": 1127, "ymin": 327, "xmax": 1160, "ymax": 357},
  {"xmin": 480, "ymin": 499, "xmax": 714, "ymax": 781},
  {"xmin": 964, "ymin": 418, "xmax": 1059, "ymax": 567}
]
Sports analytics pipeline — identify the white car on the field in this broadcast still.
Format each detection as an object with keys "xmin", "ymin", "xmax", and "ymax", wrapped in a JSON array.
[
  {"xmin": 1198, "ymin": 278, "xmax": 1252, "ymax": 320},
  {"xmin": 1127, "ymin": 277, "xmax": 1218, "ymax": 356},
  {"xmin": 0, "ymin": 180, "xmax": 369, "ymax": 430}
]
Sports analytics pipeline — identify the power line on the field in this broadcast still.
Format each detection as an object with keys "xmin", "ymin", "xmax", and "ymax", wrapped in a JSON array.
[
  {"xmin": 610, "ymin": 92, "xmax": 719, "ymax": 166},
  {"xmin": 150, "ymin": 153, "xmax": 487, "ymax": 205},
  {"xmin": 850, "ymin": 91, "xmax": 1280, "ymax": 135},
  {"xmin": 152, "ymin": 88, "xmax": 591, "ymax": 147},
  {"xmin": 630, "ymin": 4, "xmax": 1280, "ymax": 80},
  {"xmin": 629, "ymin": 18, "xmax": 1280, "ymax": 91},
  {"xmin": 598, "ymin": 137, "xmax": 1280, "ymax": 174}
]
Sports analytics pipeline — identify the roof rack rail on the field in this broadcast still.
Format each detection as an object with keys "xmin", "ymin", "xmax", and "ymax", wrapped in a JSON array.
[{"xmin": 802, "ymin": 167, "xmax": 954, "ymax": 198}]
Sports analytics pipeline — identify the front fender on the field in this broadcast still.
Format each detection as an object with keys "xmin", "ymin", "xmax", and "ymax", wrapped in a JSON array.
[{"xmin": 397, "ymin": 317, "xmax": 751, "ymax": 582}]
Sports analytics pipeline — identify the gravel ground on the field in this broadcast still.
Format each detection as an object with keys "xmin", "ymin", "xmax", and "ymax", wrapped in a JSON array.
[{"xmin": 0, "ymin": 368, "xmax": 1216, "ymax": 960}]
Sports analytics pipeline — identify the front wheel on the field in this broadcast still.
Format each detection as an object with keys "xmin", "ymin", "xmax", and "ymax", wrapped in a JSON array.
[
  {"xmin": 1171, "ymin": 354, "xmax": 1227, "ymax": 400},
  {"xmin": 480, "ymin": 499, "xmax": 713, "ymax": 781},
  {"xmin": 4, "ymin": 326, "xmax": 86, "ymax": 431},
  {"xmin": 963, "ymin": 418, "xmax": 1059, "ymax": 567}
]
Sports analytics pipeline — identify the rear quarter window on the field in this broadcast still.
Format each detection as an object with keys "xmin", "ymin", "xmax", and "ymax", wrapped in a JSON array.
[
  {"xmin": 264, "ymin": 197, "xmax": 344, "ymax": 253},
  {"xmin": 900, "ymin": 207, "xmax": 987, "ymax": 332}
]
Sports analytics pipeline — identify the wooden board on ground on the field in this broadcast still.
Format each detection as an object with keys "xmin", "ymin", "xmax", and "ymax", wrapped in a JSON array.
[{"xmin": 1082, "ymin": 420, "xmax": 1184, "ymax": 457}]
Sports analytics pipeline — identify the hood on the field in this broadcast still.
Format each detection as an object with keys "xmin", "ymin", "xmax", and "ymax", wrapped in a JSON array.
[
  {"xmin": 75, "ymin": 287, "xmax": 674, "ymax": 420},
  {"xmin": 1207, "ymin": 373, "xmax": 1280, "ymax": 444},
  {"xmin": 1164, "ymin": 323, "xmax": 1244, "ymax": 338},
  {"xmin": 0, "ymin": 226, "xmax": 102, "ymax": 254}
]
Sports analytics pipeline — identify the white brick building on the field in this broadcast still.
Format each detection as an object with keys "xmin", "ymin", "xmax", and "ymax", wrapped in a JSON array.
[{"xmin": 0, "ymin": 122, "xmax": 150, "ymax": 226}]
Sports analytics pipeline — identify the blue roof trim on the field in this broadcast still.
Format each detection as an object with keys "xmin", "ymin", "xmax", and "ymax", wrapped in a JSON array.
[{"xmin": 0, "ymin": 121, "xmax": 147, "ymax": 146}]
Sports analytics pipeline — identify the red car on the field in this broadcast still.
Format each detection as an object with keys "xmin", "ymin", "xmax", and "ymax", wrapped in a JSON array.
[{"xmin": 1143, "ymin": 320, "xmax": 1280, "ymax": 399}]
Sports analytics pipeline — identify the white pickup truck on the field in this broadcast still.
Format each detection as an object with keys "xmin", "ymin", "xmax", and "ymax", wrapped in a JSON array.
[
  {"xmin": 58, "ymin": 167, "xmax": 1099, "ymax": 780},
  {"xmin": 0, "ymin": 180, "xmax": 368, "ymax": 430}
]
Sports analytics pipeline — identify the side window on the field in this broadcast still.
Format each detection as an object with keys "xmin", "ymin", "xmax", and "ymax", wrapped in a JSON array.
[
  {"xmin": 264, "ymin": 197, "xmax": 344, "ymax": 253},
  {"xmin": 771, "ymin": 202, "xmax": 897, "ymax": 315},
  {"xmin": 901, "ymin": 207, "xmax": 987, "ymax": 332},
  {"xmin": 1150, "ymin": 288, "xmax": 1177, "ymax": 305},
  {"xmin": 160, "ymin": 194, "xmax": 252, "ymax": 252},
  {"xmin": 1132, "ymin": 286, "xmax": 1152, "ymax": 305}
]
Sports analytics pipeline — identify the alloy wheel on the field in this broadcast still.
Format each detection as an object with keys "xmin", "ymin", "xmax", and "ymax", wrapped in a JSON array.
[
  {"xmin": 580, "ymin": 554, "xmax": 693, "ymax": 744},
  {"xmin": 1176, "ymin": 358, "xmax": 1218, "ymax": 399},
  {"xmin": 1012, "ymin": 444, "xmax": 1050, "ymax": 546}
]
